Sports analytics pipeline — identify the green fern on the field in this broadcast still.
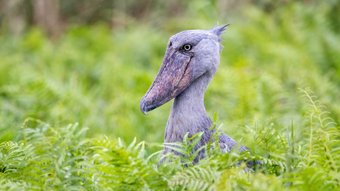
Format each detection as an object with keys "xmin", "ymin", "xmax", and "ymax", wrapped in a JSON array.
[
  {"xmin": 299, "ymin": 89, "xmax": 340, "ymax": 188},
  {"xmin": 90, "ymin": 136, "xmax": 168, "ymax": 190},
  {"xmin": 169, "ymin": 166, "xmax": 217, "ymax": 191}
]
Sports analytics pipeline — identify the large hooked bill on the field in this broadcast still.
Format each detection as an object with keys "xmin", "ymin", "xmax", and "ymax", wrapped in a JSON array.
[{"xmin": 140, "ymin": 47, "xmax": 193, "ymax": 114}]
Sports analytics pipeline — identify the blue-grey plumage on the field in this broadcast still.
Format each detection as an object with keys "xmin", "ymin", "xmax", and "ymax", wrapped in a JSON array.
[{"xmin": 140, "ymin": 25, "xmax": 246, "ymax": 162}]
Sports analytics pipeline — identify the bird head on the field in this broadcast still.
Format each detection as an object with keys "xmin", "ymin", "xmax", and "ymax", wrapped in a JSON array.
[{"xmin": 140, "ymin": 25, "xmax": 228, "ymax": 114}]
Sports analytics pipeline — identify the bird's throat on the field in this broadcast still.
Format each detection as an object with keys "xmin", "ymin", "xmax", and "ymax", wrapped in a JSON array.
[{"xmin": 164, "ymin": 73, "xmax": 213, "ymax": 143}]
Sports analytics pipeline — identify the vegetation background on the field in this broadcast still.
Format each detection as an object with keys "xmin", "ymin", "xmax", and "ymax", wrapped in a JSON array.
[{"xmin": 0, "ymin": 0, "xmax": 339, "ymax": 190}]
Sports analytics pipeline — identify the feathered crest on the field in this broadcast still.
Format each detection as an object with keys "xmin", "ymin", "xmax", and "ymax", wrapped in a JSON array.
[
  {"xmin": 210, "ymin": 24, "xmax": 229, "ymax": 49},
  {"xmin": 210, "ymin": 24, "xmax": 229, "ymax": 37}
]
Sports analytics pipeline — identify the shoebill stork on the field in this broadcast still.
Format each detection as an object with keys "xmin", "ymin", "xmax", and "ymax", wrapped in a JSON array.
[{"xmin": 140, "ymin": 25, "xmax": 247, "ymax": 162}]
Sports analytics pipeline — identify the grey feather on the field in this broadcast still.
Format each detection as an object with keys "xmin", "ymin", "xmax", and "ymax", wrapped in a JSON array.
[{"xmin": 210, "ymin": 24, "xmax": 229, "ymax": 37}]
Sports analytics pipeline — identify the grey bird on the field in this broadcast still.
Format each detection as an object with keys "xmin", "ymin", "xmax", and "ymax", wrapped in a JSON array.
[{"xmin": 140, "ymin": 25, "xmax": 247, "ymax": 162}]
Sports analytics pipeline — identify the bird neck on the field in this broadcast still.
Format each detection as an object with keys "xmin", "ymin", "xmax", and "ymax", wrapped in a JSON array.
[{"xmin": 164, "ymin": 73, "xmax": 213, "ymax": 143}]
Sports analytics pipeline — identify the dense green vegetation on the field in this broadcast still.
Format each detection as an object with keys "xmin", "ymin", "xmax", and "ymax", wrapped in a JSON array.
[{"xmin": 0, "ymin": 1, "xmax": 339, "ymax": 190}]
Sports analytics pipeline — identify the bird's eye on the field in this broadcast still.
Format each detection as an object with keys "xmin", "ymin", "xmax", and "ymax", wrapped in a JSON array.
[{"xmin": 182, "ymin": 44, "xmax": 192, "ymax": 51}]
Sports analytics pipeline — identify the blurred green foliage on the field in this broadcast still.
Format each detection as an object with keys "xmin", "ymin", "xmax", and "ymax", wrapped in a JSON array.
[
  {"xmin": 0, "ymin": 0, "xmax": 339, "ymax": 190},
  {"xmin": 0, "ymin": 1, "xmax": 338, "ymax": 143}
]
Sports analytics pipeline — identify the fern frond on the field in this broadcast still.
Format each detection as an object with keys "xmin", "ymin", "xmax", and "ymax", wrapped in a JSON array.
[
  {"xmin": 300, "ymin": 89, "xmax": 340, "ymax": 187},
  {"xmin": 169, "ymin": 166, "xmax": 217, "ymax": 191}
]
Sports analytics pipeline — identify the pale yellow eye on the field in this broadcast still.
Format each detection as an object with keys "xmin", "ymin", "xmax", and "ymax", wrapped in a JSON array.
[{"xmin": 182, "ymin": 44, "xmax": 192, "ymax": 51}]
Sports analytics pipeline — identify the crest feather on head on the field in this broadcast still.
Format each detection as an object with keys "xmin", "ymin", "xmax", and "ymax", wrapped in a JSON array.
[
  {"xmin": 210, "ymin": 24, "xmax": 229, "ymax": 49},
  {"xmin": 210, "ymin": 24, "xmax": 229, "ymax": 41}
]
